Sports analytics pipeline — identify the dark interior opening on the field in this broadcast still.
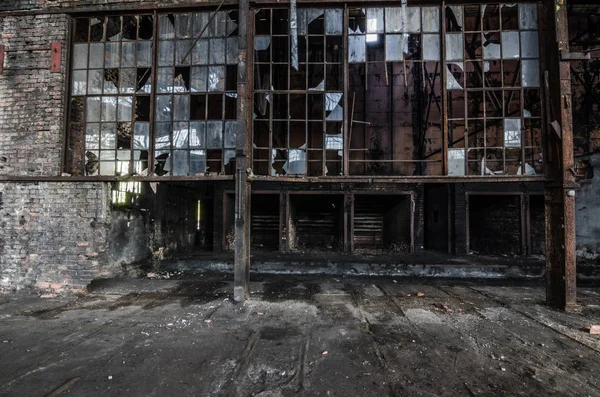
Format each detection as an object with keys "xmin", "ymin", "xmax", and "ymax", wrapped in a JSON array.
[
  {"xmin": 289, "ymin": 194, "xmax": 344, "ymax": 251},
  {"xmin": 529, "ymin": 194, "xmax": 545, "ymax": 256},
  {"xmin": 424, "ymin": 184, "xmax": 449, "ymax": 252},
  {"xmin": 195, "ymin": 197, "xmax": 214, "ymax": 251},
  {"xmin": 251, "ymin": 194, "xmax": 280, "ymax": 252},
  {"xmin": 353, "ymin": 194, "xmax": 412, "ymax": 253},
  {"xmin": 469, "ymin": 194, "xmax": 522, "ymax": 255},
  {"xmin": 224, "ymin": 193, "xmax": 236, "ymax": 251}
]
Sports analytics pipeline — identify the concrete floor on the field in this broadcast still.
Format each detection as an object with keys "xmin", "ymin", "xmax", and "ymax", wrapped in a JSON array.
[{"xmin": 1, "ymin": 275, "xmax": 600, "ymax": 396}]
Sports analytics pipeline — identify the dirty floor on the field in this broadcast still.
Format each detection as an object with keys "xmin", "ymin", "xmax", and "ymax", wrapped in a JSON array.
[{"xmin": 1, "ymin": 275, "xmax": 600, "ymax": 396}]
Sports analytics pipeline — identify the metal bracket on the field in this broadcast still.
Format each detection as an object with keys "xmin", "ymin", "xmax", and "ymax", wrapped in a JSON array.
[{"xmin": 0, "ymin": 42, "xmax": 61, "ymax": 74}]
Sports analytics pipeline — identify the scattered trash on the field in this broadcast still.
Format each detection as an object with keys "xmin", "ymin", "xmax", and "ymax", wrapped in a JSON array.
[
  {"xmin": 587, "ymin": 325, "xmax": 600, "ymax": 334},
  {"xmin": 417, "ymin": 292, "xmax": 425, "ymax": 297},
  {"xmin": 257, "ymin": 312, "xmax": 264, "ymax": 316},
  {"xmin": 407, "ymin": 294, "xmax": 412, "ymax": 297},
  {"xmin": 39, "ymin": 294, "xmax": 57, "ymax": 299},
  {"xmin": 322, "ymin": 351, "xmax": 328, "ymax": 355},
  {"xmin": 500, "ymin": 367, "xmax": 506, "ymax": 372},
  {"xmin": 204, "ymin": 319, "xmax": 213, "ymax": 324},
  {"xmin": 108, "ymin": 375, "xmax": 113, "ymax": 380},
  {"xmin": 392, "ymin": 280, "xmax": 398, "ymax": 283}
]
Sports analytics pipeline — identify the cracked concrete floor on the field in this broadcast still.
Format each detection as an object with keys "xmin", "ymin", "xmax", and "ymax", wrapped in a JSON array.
[{"xmin": 1, "ymin": 275, "xmax": 600, "ymax": 396}]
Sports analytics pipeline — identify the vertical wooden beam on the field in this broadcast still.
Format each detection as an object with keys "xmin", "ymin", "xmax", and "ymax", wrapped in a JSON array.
[
  {"xmin": 0, "ymin": 44, "xmax": 4, "ymax": 74},
  {"xmin": 234, "ymin": 0, "xmax": 251, "ymax": 302},
  {"xmin": 543, "ymin": 0, "xmax": 578, "ymax": 311}
]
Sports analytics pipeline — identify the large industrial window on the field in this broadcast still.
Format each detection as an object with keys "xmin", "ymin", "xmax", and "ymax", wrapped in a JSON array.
[
  {"xmin": 445, "ymin": 4, "xmax": 543, "ymax": 176},
  {"xmin": 67, "ymin": 11, "xmax": 239, "ymax": 177},
  {"xmin": 253, "ymin": 8, "xmax": 345, "ymax": 176}
]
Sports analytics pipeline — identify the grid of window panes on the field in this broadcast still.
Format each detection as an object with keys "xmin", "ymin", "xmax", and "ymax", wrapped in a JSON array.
[
  {"xmin": 445, "ymin": 3, "xmax": 543, "ymax": 176},
  {"xmin": 71, "ymin": 15, "xmax": 154, "ymax": 176},
  {"xmin": 347, "ymin": 7, "xmax": 444, "ymax": 176},
  {"xmin": 253, "ymin": 8, "xmax": 345, "ymax": 176},
  {"xmin": 156, "ymin": 11, "xmax": 239, "ymax": 176}
]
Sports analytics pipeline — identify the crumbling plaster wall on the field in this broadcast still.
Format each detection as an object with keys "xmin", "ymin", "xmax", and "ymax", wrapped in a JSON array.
[{"xmin": 576, "ymin": 153, "xmax": 600, "ymax": 261}]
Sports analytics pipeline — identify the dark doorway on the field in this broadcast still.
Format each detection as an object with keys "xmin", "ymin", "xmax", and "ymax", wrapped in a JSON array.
[
  {"xmin": 424, "ymin": 184, "xmax": 449, "ymax": 252},
  {"xmin": 251, "ymin": 194, "xmax": 280, "ymax": 251}
]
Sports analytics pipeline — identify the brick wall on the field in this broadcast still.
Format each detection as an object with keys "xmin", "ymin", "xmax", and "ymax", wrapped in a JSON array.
[
  {"xmin": 0, "ymin": 14, "xmax": 68, "ymax": 176},
  {"xmin": 0, "ymin": 182, "xmax": 112, "ymax": 293}
]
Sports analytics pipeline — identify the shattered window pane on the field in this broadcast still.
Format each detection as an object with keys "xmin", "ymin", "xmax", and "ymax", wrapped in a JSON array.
[
  {"xmin": 208, "ymin": 66, "xmax": 225, "ymax": 92},
  {"xmin": 325, "ymin": 93, "xmax": 343, "ymax": 121},
  {"xmin": 483, "ymin": 32, "xmax": 501, "ymax": 60},
  {"xmin": 447, "ymin": 62, "xmax": 464, "ymax": 90}
]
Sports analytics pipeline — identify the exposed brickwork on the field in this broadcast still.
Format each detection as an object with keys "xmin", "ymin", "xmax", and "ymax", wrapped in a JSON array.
[
  {"xmin": 0, "ymin": 182, "xmax": 110, "ymax": 293},
  {"xmin": 0, "ymin": 0, "xmax": 211, "ymax": 12},
  {"xmin": 0, "ymin": 13, "xmax": 68, "ymax": 176}
]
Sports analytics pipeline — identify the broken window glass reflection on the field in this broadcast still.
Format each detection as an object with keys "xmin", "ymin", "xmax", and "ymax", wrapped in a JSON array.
[
  {"xmin": 521, "ymin": 59, "xmax": 539, "ymax": 87},
  {"xmin": 504, "ymin": 118, "xmax": 522, "ymax": 147}
]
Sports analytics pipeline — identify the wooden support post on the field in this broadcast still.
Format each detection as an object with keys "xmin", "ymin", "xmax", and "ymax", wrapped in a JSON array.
[
  {"xmin": 543, "ymin": 0, "xmax": 578, "ymax": 311},
  {"xmin": 234, "ymin": 0, "xmax": 251, "ymax": 302}
]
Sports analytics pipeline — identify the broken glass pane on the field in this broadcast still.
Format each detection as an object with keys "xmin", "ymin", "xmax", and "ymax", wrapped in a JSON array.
[
  {"xmin": 73, "ymin": 44, "xmax": 88, "ymax": 70},
  {"xmin": 447, "ymin": 6, "xmax": 464, "ymax": 31},
  {"xmin": 190, "ymin": 121, "xmax": 205, "ymax": 148},
  {"xmin": 224, "ymin": 150, "xmax": 236, "ymax": 165},
  {"xmin": 173, "ymin": 67, "xmax": 190, "ymax": 92},
  {"xmin": 72, "ymin": 71, "xmax": 87, "ymax": 96},
  {"xmin": 349, "ymin": 35, "xmax": 366, "ymax": 62},
  {"xmin": 366, "ymin": 8, "xmax": 384, "ymax": 33},
  {"xmin": 521, "ymin": 59, "xmax": 539, "ymax": 87},
  {"xmin": 325, "ymin": 134, "xmax": 343, "ymax": 150},
  {"xmin": 447, "ymin": 62, "xmax": 464, "ymax": 90},
  {"xmin": 101, "ymin": 97, "xmax": 117, "ymax": 121},
  {"xmin": 325, "ymin": 93, "xmax": 343, "ymax": 121},
  {"xmin": 154, "ymin": 150, "xmax": 170, "ymax": 175},
  {"xmin": 159, "ymin": 40, "xmax": 174, "ymax": 66},
  {"xmin": 137, "ymin": 42, "xmax": 152, "ymax": 67},
  {"xmin": 483, "ymin": 32, "xmax": 500, "ymax": 60},
  {"xmin": 86, "ymin": 124, "xmax": 100, "ymax": 150},
  {"xmin": 519, "ymin": 4, "xmax": 537, "ymax": 30},
  {"xmin": 520, "ymin": 32, "xmax": 539, "ymax": 59},
  {"xmin": 89, "ymin": 43, "xmax": 104, "ymax": 68},
  {"xmin": 159, "ymin": 15, "xmax": 175, "ymax": 39},
  {"xmin": 206, "ymin": 121, "xmax": 223, "ymax": 148},
  {"xmin": 325, "ymin": 9, "xmax": 343, "ymax": 35},
  {"xmin": 307, "ymin": 9, "xmax": 325, "ymax": 34},
  {"xmin": 226, "ymin": 11, "xmax": 239, "ymax": 37},
  {"xmin": 103, "ymin": 69, "xmax": 119, "ymax": 94},
  {"xmin": 208, "ymin": 66, "xmax": 225, "ymax": 92},
  {"xmin": 386, "ymin": 34, "xmax": 405, "ymax": 61},
  {"xmin": 422, "ymin": 7, "xmax": 440, "ymax": 33},
  {"xmin": 85, "ymin": 151, "xmax": 99, "ymax": 176},
  {"xmin": 445, "ymin": 33, "xmax": 463, "ymax": 61},
  {"xmin": 156, "ymin": 95, "xmax": 172, "ymax": 122},
  {"xmin": 224, "ymin": 121, "xmax": 237, "ymax": 148},
  {"xmin": 227, "ymin": 37, "xmax": 238, "ymax": 64},
  {"xmin": 423, "ymin": 34, "xmax": 440, "ymax": 61},
  {"xmin": 134, "ymin": 122, "xmax": 149, "ymax": 149},
  {"xmin": 173, "ymin": 122, "xmax": 189, "ymax": 148},
  {"xmin": 501, "ymin": 32, "xmax": 519, "ymax": 59},
  {"xmin": 209, "ymin": 38, "xmax": 226, "ymax": 64},
  {"xmin": 254, "ymin": 36, "xmax": 271, "ymax": 63},
  {"xmin": 283, "ymin": 149, "xmax": 307, "ymax": 175},
  {"xmin": 172, "ymin": 150, "xmax": 188, "ymax": 175},
  {"xmin": 448, "ymin": 148, "xmax": 465, "ymax": 176},
  {"xmin": 504, "ymin": 118, "xmax": 522, "ymax": 147}
]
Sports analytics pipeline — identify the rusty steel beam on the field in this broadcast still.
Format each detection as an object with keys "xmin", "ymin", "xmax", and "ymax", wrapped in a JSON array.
[
  {"xmin": 543, "ymin": 0, "xmax": 578, "ymax": 311},
  {"xmin": 233, "ymin": 0, "xmax": 251, "ymax": 303}
]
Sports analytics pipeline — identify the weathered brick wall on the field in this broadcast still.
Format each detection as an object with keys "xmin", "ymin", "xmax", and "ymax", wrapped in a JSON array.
[
  {"xmin": 0, "ymin": 182, "xmax": 111, "ymax": 293},
  {"xmin": 0, "ymin": 0, "xmax": 211, "ymax": 12},
  {"xmin": 0, "ymin": 13, "xmax": 68, "ymax": 176}
]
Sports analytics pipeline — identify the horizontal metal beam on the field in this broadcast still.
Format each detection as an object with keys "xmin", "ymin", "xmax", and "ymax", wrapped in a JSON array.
[{"xmin": 0, "ymin": 175, "xmax": 234, "ymax": 182}]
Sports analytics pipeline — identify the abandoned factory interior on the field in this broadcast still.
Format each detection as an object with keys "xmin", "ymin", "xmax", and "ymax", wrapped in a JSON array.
[{"xmin": 0, "ymin": 0, "xmax": 600, "ymax": 309}]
